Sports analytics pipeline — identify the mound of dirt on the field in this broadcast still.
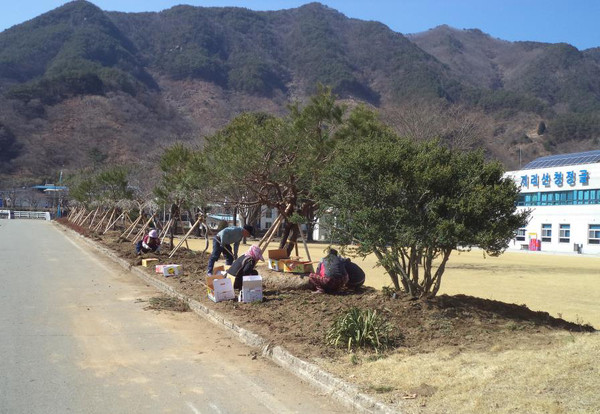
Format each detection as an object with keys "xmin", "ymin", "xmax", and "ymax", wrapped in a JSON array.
[{"xmin": 58, "ymin": 218, "xmax": 595, "ymax": 362}]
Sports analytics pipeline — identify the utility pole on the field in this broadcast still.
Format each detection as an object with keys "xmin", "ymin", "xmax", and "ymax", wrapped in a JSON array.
[{"xmin": 57, "ymin": 170, "xmax": 63, "ymax": 218}]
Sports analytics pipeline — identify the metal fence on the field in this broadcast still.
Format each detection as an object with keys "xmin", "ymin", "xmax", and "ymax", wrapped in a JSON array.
[{"xmin": 0, "ymin": 210, "xmax": 51, "ymax": 220}]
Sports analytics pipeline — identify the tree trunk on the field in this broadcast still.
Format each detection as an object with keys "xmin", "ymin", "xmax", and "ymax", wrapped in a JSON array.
[
  {"xmin": 169, "ymin": 204, "xmax": 179, "ymax": 250},
  {"xmin": 279, "ymin": 220, "xmax": 291, "ymax": 250},
  {"xmin": 283, "ymin": 224, "xmax": 300, "ymax": 257},
  {"xmin": 429, "ymin": 249, "xmax": 452, "ymax": 297},
  {"xmin": 306, "ymin": 222, "xmax": 314, "ymax": 242},
  {"xmin": 373, "ymin": 248, "xmax": 401, "ymax": 291},
  {"xmin": 169, "ymin": 218, "xmax": 176, "ymax": 249}
]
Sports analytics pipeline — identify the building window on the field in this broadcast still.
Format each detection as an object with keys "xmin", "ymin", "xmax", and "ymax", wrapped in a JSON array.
[
  {"xmin": 541, "ymin": 224, "xmax": 552, "ymax": 242},
  {"xmin": 559, "ymin": 224, "xmax": 570, "ymax": 243},
  {"xmin": 265, "ymin": 208, "xmax": 272, "ymax": 219},
  {"xmin": 516, "ymin": 228, "xmax": 526, "ymax": 241},
  {"xmin": 589, "ymin": 225, "xmax": 600, "ymax": 244},
  {"xmin": 518, "ymin": 190, "xmax": 599, "ymax": 207},
  {"xmin": 265, "ymin": 221, "xmax": 272, "ymax": 229},
  {"xmin": 576, "ymin": 190, "xmax": 591, "ymax": 205}
]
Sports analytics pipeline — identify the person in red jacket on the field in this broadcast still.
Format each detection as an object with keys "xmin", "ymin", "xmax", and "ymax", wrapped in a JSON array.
[
  {"xmin": 309, "ymin": 248, "xmax": 349, "ymax": 294},
  {"xmin": 135, "ymin": 229, "xmax": 161, "ymax": 255}
]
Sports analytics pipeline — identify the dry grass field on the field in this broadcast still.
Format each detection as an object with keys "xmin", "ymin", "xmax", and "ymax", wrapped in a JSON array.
[{"xmin": 321, "ymin": 330, "xmax": 600, "ymax": 413}]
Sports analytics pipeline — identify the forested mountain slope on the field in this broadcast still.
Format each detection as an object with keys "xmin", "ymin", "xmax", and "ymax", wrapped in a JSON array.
[{"xmin": 0, "ymin": 1, "xmax": 598, "ymax": 182}]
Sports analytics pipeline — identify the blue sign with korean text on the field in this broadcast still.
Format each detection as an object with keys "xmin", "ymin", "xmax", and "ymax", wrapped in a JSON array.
[{"xmin": 518, "ymin": 169, "xmax": 589, "ymax": 189}]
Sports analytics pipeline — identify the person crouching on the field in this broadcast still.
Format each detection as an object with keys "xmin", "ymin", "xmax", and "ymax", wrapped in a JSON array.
[
  {"xmin": 309, "ymin": 248, "xmax": 349, "ymax": 294},
  {"xmin": 227, "ymin": 245, "xmax": 263, "ymax": 290},
  {"xmin": 136, "ymin": 229, "xmax": 161, "ymax": 255}
]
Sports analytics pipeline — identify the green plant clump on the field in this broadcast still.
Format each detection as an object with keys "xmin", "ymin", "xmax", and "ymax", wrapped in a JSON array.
[{"xmin": 326, "ymin": 307, "xmax": 392, "ymax": 352}]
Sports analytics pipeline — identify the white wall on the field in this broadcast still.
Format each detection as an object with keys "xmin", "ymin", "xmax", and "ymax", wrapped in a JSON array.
[{"xmin": 258, "ymin": 206, "xmax": 278, "ymax": 230}]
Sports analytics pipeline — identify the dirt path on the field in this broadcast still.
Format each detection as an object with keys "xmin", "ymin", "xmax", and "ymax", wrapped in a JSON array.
[{"xmin": 1, "ymin": 220, "xmax": 342, "ymax": 413}]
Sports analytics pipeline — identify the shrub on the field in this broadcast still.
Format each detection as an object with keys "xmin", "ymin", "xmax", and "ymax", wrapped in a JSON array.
[{"xmin": 326, "ymin": 307, "xmax": 392, "ymax": 352}]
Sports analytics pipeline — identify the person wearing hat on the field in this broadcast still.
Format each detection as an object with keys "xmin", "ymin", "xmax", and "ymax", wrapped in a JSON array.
[
  {"xmin": 207, "ymin": 224, "xmax": 254, "ymax": 275},
  {"xmin": 226, "ymin": 245, "xmax": 263, "ymax": 290},
  {"xmin": 135, "ymin": 229, "xmax": 161, "ymax": 255}
]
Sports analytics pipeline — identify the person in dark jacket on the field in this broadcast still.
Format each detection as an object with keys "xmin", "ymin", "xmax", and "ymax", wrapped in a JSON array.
[
  {"xmin": 309, "ymin": 248, "xmax": 349, "ymax": 293},
  {"xmin": 227, "ymin": 245, "xmax": 263, "ymax": 290},
  {"xmin": 343, "ymin": 259, "xmax": 366, "ymax": 290},
  {"xmin": 135, "ymin": 229, "xmax": 161, "ymax": 255}
]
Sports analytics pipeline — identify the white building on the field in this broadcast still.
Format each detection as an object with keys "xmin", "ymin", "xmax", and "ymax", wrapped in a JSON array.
[
  {"xmin": 258, "ymin": 206, "xmax": 327, "ymax": 240},
  {"xmin": 505, "ymin": 150, "xmax": 600, "ymax": 255},
  {"xmin": 258, "ymin": 206, "xmax": 278, "ymax": 231}
]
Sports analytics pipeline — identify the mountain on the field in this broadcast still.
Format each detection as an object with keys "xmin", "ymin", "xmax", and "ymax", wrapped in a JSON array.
[
  {"xmin": 0, "ymin": 1, "xmax": 155, "ymax": 101},
  {"xmin": 409, "ymin": 25, "xmax": 600, "ymax": 113},
  {"xmin": 106, "ymin": 2, "xmax": 460, "ymax": 103},
  {"xmin": 0, "ymin": 1, "xmax": 599, "ymax": 182}
]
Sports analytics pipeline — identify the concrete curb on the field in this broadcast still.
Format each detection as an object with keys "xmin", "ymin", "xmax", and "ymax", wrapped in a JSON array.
[{"xmin": 57, "ymin": 223, "xmax": 399, "ymax": 414}]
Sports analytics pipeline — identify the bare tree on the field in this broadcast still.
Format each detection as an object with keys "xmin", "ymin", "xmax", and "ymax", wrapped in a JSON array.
[{"xmin": 382, "ymin": 99, "xmax": 488, "ymax": 151}]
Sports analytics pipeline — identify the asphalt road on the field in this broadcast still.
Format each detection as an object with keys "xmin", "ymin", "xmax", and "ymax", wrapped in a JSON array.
[{"xmin": 0, "ymin": 220, "xmax": 343, "ymax": 414}]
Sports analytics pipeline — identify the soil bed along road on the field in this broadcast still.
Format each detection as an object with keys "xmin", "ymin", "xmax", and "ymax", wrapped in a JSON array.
[{"xmin": 59, "ymin": 219, "xmax": 599, "ymax": 413}]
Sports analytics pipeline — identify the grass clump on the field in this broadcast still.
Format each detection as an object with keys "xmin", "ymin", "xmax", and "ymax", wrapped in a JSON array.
[
  {"xmin": 145, "ymin": 295, "xmax": 190, "ymax": 312},
  {"xmin": 326, "ymin": 307, "xmax": 392, "ymax": 352}
]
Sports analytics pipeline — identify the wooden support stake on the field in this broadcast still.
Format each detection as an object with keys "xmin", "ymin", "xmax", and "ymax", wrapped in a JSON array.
[
  {"xmin": 66, "ymin": 207, "xmax": 76, "ymax": 221},
  {"xmin": 160, "ymin": 218, "xmax": 173, "ymax": 243},
  {"xmin": 75, "ymin": 208, "xmax": 86, "ymax": 224},
  {"xmin": 126, "ymin": 213, "xmax": 145, "ymax": 239},
  {"xmin": 72, "ymin": 208, "xmax": 82, "ymax": 223},
  {"xmin": 75, "ymin": 209, "xmax": 87, "ymax": 226},
  {"xmin": 124, "ymin": 212, "xmax": 133, "ymax": 226},
  {"xmin": 258, "ymin": 214, "xmax": 283, "ymax": 251},
  {"xmin": 159, "ymin": 218, "xmax": 172, "ymax": 239},
  {"xmin": 103, "ymin": 209, "xmax": 117, "ymax": 233},
  {"xmin": 259, "ymin": 218, "xmax": 283, "ymax": 253},
  {"xmin": 78, "ymin": 210, "xmax": 94, "ymax": 227},
  {"xmin": 120, "ymin": 214, "xmax": 141, "ymax": 239},
  {"xmin": 104, "ymin": 212, "xmax": 124, "ymax": 234},
  {"xmin": 89, "ymin": 207, "xmax": 101, "ymax": 228},
  {"xmin": 169, "ymin": 216, "xmax": 203, "ymax": 258},
  {"xmin": 93, "ymin": 209, "xmax": 110, "ymax": 232},
  {"xmin": 132, "ymin": 215, "xmax": 155, "ymax": 243},
  {"xmin": 67, "ymin": 207, "xmax": 79, "ymax": 221},
  {"xmin": 299, "ymin": 224, "xmax": 312, "ymax": 262},
  {"xmin": 259, "ymin": 203, "xmax": 294, "ymax": 252},
  {"xmin": 96, "ymin": 208, "xmax": 109, "ymax": 230}
]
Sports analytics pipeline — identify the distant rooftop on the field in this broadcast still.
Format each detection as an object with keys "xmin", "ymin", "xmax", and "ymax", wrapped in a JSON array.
[
  {"xmin": 207, "ymin": 213, "xmax": 235, "ymax": 221},
  {"xmin": 521, "ymin": 150, "xmax": 600, "ymax": 170},
  {"xmin": 32, "ymin": 185, "xmax": 68, "ymax": 191}
]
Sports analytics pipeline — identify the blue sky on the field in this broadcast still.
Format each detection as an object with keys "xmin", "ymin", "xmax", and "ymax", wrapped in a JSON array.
[{"xmin": 2, "ymin": 0, "xmax": 599, "ymax": 50}]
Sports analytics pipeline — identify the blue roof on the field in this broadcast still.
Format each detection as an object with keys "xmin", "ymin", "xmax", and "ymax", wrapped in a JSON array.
[
  {"xmin": 521, "ymin": 150, "xmax": 600, "ymax": 170},
  {"xmin": 208, "ymin": 214, "xmax": 235, "ymax": 221},
  {"xmin": 32, "ymin": 185, "xmax": 68, "ymax": 191}
]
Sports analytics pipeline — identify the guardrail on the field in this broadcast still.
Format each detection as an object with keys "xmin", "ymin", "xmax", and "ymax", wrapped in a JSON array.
[{"xmin": 0, "ymin": 210, "xmax": 51, "ymax": 220}]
